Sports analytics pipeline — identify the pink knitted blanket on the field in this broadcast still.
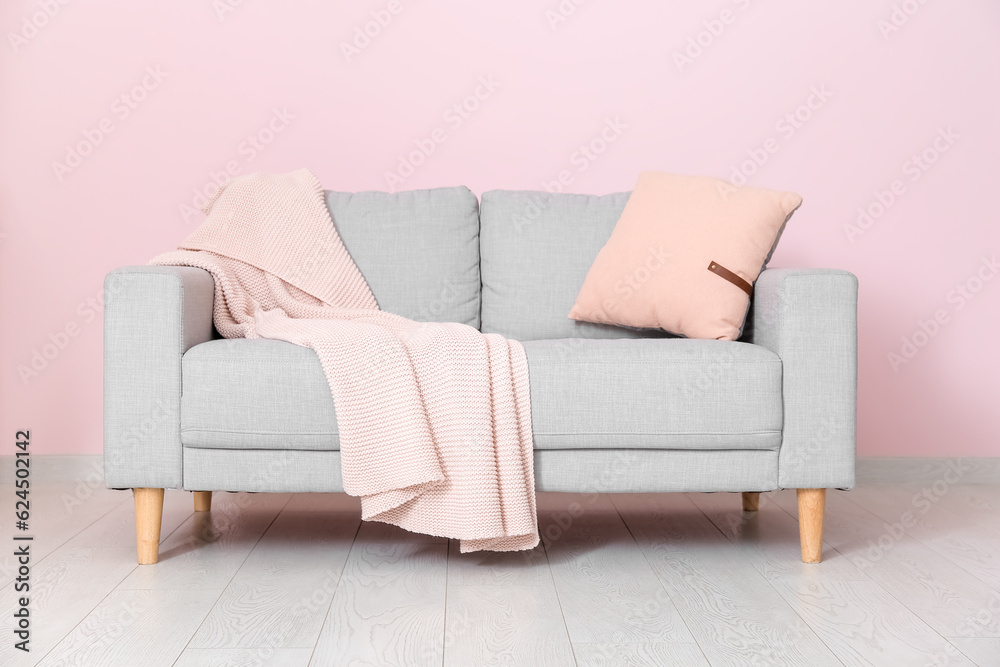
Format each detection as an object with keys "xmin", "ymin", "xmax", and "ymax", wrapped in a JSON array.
[{"xmin": 151, "ymin": 169, "xmax": 538, "ymax": 552}]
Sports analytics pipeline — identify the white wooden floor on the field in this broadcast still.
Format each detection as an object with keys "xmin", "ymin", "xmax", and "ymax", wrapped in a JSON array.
[{"xmin": 2, "ymin": 457, "xmax": 1000, "ymax": 666}]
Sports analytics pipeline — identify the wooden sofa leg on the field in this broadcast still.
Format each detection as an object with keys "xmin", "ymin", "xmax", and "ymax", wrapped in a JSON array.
[
  {"xmin": 133, "ymin": 488, "xmax": 165, "ymax": 565},
  {"xmin": 193, "ymin": 491, "xmax": 213, "ymax": 512},
  {"xmin": 797, "ymin": 488, "xmax": 826, "ymax": 563},
  {"xmin": 742, "ymin": 492, "xmax": 760, "ymax": 511}
]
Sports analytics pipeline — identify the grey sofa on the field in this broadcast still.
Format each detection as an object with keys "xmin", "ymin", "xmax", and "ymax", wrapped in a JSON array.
[{"xmin": 104, "ymin": 186, "xmax": 858, "ymax": 565}]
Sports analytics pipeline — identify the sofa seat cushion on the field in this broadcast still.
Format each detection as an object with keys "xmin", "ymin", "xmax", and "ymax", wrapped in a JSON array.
[
  {"xmin": 522, "ymin": 338, "xmax": 782, "ymax": 450},
  {"xmin": 181, "ymin": 337, "xmax": 782, "ymax": 452},
  {"xmin": 182, "ymin": 339, "xmax": 340, "ymax": 451}
]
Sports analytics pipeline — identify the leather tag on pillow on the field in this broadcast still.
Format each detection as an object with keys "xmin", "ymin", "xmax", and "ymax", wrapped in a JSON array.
[{"xmin": 568, "ymin": 171, "xmax": 802, "ymax": 340}]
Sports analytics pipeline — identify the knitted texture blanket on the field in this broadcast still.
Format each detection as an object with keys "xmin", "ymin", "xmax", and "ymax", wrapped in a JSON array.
[{"xmin": 151, "ymin": 169, "xmax": 538, "ymax": 552}]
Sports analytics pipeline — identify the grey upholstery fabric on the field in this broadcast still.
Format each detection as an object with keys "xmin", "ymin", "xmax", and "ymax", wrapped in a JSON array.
[
  {"xmin": 181, "ymin": 337, "xmax": 781, "ymax": 452},
  {"xmin": 183, "ymin": 447, "xmax": 777, "ymax": 494},
  {"xmin": 104, "ymin": 266, "xmax": 215, "ymax": 489},
  {"xmin": 182, "ymin": 339, "xmax": 338, "ymax": 450},
  {"xmin": 184, "ymin": 447, "xmax": 346, "ymax": 493},
  {"xmin": 326, "ymin": 187, "xmax": 480, "ymax": 327},
  {"xmin": 479, "ymin": 189, "xmax": 672, "ymax": 341},
  {"xmin": 533, "ymin": 448, "xmax": 778, "ymax": 493},
  {"xmin": 747, "ymin": 268, "xmax": 858, "ymax": 489},
  {"xmin": 522, "ymin": 338, "xmax": 781, "ymax": 450}
]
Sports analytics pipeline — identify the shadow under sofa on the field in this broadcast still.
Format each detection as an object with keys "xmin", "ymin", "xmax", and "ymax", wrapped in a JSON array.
[{"xmin": 104, "ymin": 186, "xmax": 858, "ymax": 565}]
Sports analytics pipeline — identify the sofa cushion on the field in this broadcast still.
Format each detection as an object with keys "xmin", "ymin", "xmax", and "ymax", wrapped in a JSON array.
[
  {"xmin": 181, "ymin": 337, "xmax": 782, "ymax": 453},
  {"xmin": 182, "ymin": 339, "xmax": 339, "ymax": 450},
  {"xmin": 568, "ymin": 172, "xmax": 801, "ymax": 340},
  {"xmin": 479, "ymin": 189, "xmax": 672, "ymax": 341},
  {"xmin": 326, "ymin": 187, "xmax": 480, "ymax": 327},
  {"xmin": 522, "ymin": 338, "xmax": 782, "ymax": 450}
]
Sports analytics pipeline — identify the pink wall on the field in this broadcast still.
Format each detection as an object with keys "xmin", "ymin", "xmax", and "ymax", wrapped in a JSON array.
[{"xmin": 1, "ymin": 1, "xmax": 998, "ymax": 457}]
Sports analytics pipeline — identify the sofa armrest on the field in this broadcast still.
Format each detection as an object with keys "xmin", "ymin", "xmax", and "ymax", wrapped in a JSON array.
[
  {"xmin": 745, "ymin": 268, "xmax": 858, "ymax": 489},
  {"xmin": 104, "ymin": 266, "xmax": 215, "ymax": 489}
]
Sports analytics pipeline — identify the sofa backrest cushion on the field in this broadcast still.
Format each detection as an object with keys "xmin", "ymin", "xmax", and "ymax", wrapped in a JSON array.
[
  {"xmin": 325, "ymin": 187, "xmax": 480, "ymax": 328},
  {"xmin": 479, "ymin": 189, "xmax": 673, "ymax": 341}
]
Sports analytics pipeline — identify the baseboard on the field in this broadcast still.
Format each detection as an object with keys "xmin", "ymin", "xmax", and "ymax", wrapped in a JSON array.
[
  {"xmin": 856, "ymin": 457, "xmax": 1000, "ymax": 485},
  {"xmin": 0, "ymin": 454, "xmax": 104, "ymax": 482}
]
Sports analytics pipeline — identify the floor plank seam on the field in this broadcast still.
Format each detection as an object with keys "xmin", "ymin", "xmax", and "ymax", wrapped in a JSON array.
[
  {"xmin": 439, "ymin": 538, "xmax": 450, "ymax": 667},
  {"xmin": 175, "ymin": 493, "xmax": 294, "ymax": 661},
  {"xmin": 43, "ymin": 558, "xmax": 147, "ymax": 665},
  {"xmin": 0, "ymin": 493, "xmax": 130, "ymax": 590},
  {"xmin": 743, "ymin": 497, "xmax": 852, "ymax": 666},
  {"xmin": 305, "ymin": 514, "xmax": 363, "ymax": 667},
  {"xmin": 159, "ymin": 500, "xmax": 196, "ymax": 545},
  {"xmin": 24, "ymin": 497, "xmax": 141, "ymax": 667},
  {"xmin": 608, "ymin": 494, "xmax": 714, "ymax": 667},
  {"xmin": 776, "ymin": 490, "xmax": 977, "ymax": 662},
  {"xmin": 837, "ymin": 488, "xmax": 1000, "ymax": 600},
  {"xmin": 688, "ymin": 492, "xmax": 850, "ymax": 666},
  {"xmin": 538, "ymin": 527, "xmax": 581, "ymax": 667}
]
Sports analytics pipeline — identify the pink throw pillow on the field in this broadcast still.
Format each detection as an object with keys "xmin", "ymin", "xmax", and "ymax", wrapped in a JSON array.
[{"xmin": 569, "ymin": 171, "xmax": 802, "ymax": 340}]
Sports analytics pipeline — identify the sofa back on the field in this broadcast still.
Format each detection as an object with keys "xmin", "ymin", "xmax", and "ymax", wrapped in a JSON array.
[
  {"xmin": 325, "ymin": 187, "xmax": 480, "ymax": 328},
  {"xmin": 479, "ymin": 190, "xmax": 671, "ymax": 341}
]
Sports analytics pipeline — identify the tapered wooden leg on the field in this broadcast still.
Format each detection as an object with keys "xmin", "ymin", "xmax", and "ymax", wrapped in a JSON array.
[
  {"xmin": 797, "ymin": 488, "xmax": 826, "ymax": 563},
  {"xmin": 133, "ymin": 488, "xmax": 164, "ymax": 565},
  {"xmin": 742, "ymin": 492, "xmax": 760, "ymax": 512},
  {"xmin": 193, "ymin": 491, "xmax": 213, "ymax": 512}
]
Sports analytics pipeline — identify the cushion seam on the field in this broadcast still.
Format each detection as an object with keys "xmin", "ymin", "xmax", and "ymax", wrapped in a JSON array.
[
  {"xmin": 526, "ymin": 360, "xmax": 780, "ymax": 365},
  {"xmin": 182, "ymin": 428, "xmax": 779, "ymax": 436},
  {"xmin": 535, "ymin": 430, "xmax": 782, "ymax": 436},
  {"xmin": 182, "ymin": 428, "xmax": 337, "ymax": 436}
]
